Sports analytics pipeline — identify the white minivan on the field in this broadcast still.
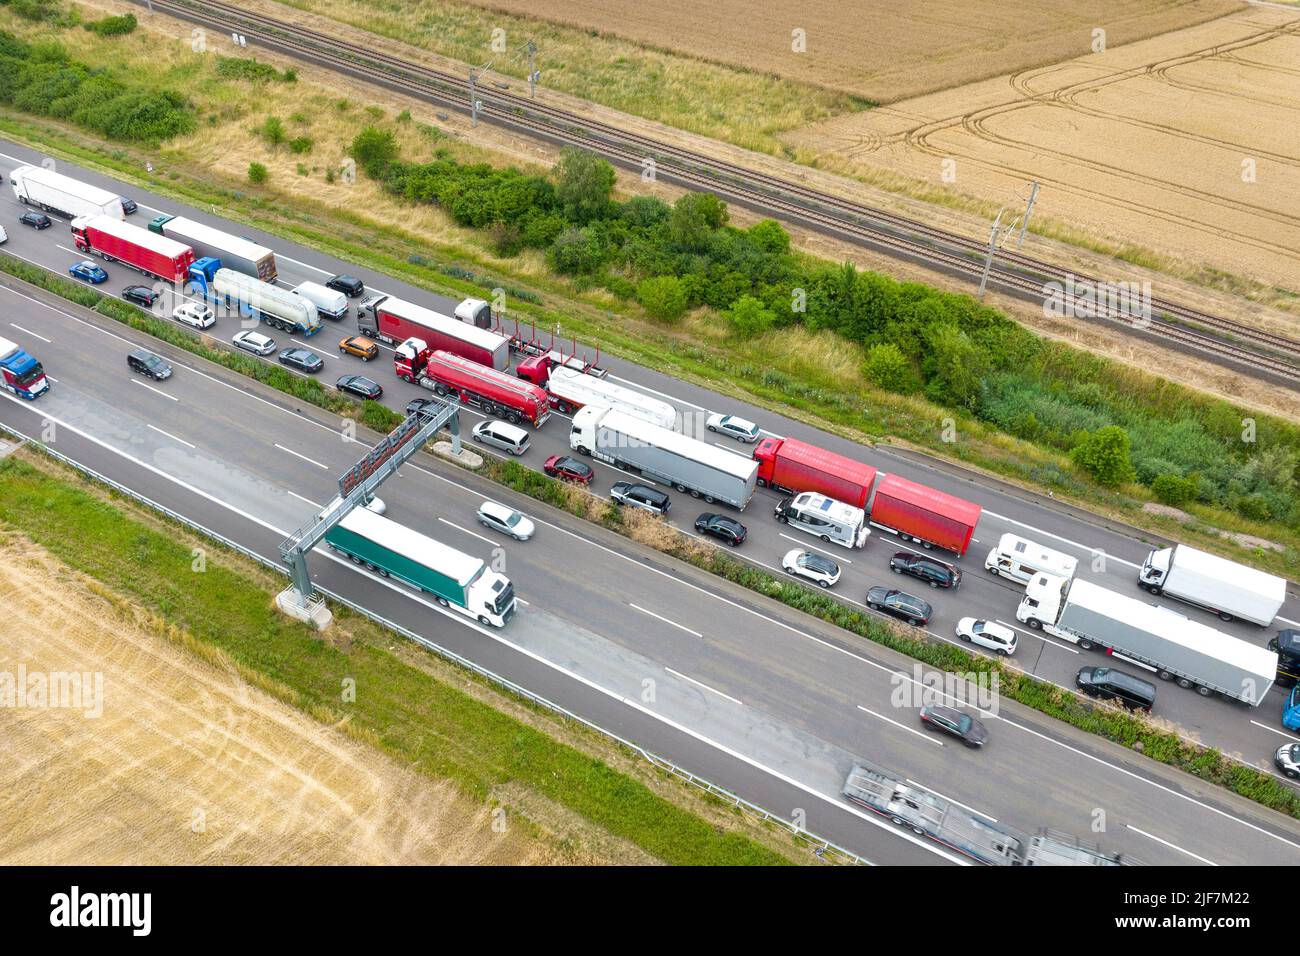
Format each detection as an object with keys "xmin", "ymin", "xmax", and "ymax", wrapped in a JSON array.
[
  {"xmin": 984, "ymin": 532, "xmax": 1077, "ymax": 584},
  {"xmin": 774, "ymin": 492, "xmax": 869, "ymax": 549},
  {"xmin": 292, "ymin": 281, "xmax": 350, "ymax": 321}
]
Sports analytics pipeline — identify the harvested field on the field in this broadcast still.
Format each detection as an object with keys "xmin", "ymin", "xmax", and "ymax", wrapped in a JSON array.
[
  {"xmin": 0, "ymin": 538, "xmax": 562, "ymax": 865},
  {"xmin": 789, "ymin": 5, "xmax": 1300, "ymax": 295},
  {"xmin": 452, "ymin": 0, "xmax": 1240, "ymax": 102}
]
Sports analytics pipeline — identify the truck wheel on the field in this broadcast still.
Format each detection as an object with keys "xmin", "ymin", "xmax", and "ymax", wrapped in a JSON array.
[
  {"xmin": 757, "ymin": 478, "xmax": 767, "ymax": 487},
  {"xmin": 704, "ymin": 495, "xmax": 715, "ymax": 504},
  {"xmin": 1196, "ymin": 685, "xmax": 1214, "ymax": 697},
  {"xmin": 1158, "ymin": 670, "xmax": 1174, "ymax": 681},
  {"xmin": 557, "ymin": 401, "xmax": 572, "ymax": 414},
  {"xmin": 506, "ymin": 412, "xmax": 521, "ymax": 425},
  {"xmin": 820, "ymin": 534, "xmax": 830, "ymax": 543},
  {"xmin": 1176, "ymin": 677, "xmax": 1193, "ymax": 689},
  {"xmin": 478, "ymin": 615, "xmax": 492, "ymax": 626},
  {"xmin": 481, "ymin": 402, "xmax": 496, "ymax": 416},
  {"xmin": 921, "ymin": 541, "xmax": 933, "ymax": 549},
  {"xmin": 1026, "ymin": 618, "xmax": 1041, "ymax": 630},
  {"xmin": 1218, "ymin": 611, "xmax": 1233, "ymax": 622},
  {"xmin": 435, "ymin": 597, "xmax": 450, "ymax": 608},
  {"xmin": 434, "ymin": 383, "xmax": 449, "ymax": 397},
  {"xmin": 988, "ymin": 567, "xmax": 999, "ymax": 576},
  {"xmin": 690, "ymin": 489, "xmax": 701, "ymax": 498},
  {"xmin": 776, "ymin": 514, "xmax": 788, "ymax": 524},
  {"xmin": 1077, "ymin": 638, "xmax": 1093, "ymax": 650},
  {"xmin": 576, "ymin": 446, "xmax": 590, "ymax": 456}
]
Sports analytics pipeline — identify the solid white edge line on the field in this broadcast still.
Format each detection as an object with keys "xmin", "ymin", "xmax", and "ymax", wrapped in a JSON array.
[{"xmin": 629, "ymin": 603, "xmax": 703, "ymax": 638}]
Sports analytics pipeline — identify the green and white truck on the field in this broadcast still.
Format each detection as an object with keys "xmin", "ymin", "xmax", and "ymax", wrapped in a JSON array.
[{"xmin": 325, "ymin": 506, "xmax": 516, "ymax": 627}]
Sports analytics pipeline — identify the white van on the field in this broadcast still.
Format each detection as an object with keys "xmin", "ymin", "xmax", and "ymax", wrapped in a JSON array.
[
  {"xmin": 292, "ymin": 281, "xmax": 350, "ymax": 321},
  {"xmin": 985, "ymin": 532, "xmax": 1077, "ymax": 584},
  {"xmin": 774, "ymin": 492, "xmax": 869, "ymax": 549}
]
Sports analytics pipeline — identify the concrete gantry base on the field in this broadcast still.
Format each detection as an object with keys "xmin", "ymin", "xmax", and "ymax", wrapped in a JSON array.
[
  {"xmin": 433, "ymin": 440, "xmax": 482, "ymax": 469},
  {"xmin": 276, "ymin": 588, "xmax": 334, "ymax": 630}
]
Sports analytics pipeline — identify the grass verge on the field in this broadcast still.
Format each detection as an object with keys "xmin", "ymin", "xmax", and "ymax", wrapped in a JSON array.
[{"xmin": 0, "ymin": 450, "xmax": 797, "ymax": 866}]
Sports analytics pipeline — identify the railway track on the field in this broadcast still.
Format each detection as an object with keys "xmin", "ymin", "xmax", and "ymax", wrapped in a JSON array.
[{"xmin": 131, "ymin": 0, "xmax": 1300, "ymax": 387}]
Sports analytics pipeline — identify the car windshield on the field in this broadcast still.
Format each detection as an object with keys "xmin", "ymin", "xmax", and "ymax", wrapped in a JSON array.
[
  {"xmin": 957, "ymin": 714, "xmax": 973, "ymax": 732},
  {"xmin": 504, "ymin": 512, "xmax": 521, "ymax": 528},
  {"xmin": 972, "ymin": 621, "xmax": 986, "ymax": 633}
]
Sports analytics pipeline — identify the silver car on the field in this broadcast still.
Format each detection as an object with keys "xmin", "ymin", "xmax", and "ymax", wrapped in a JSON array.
[
  {"xmin": 706, "ymin": 413, "xmax": 761, "ymax": 443},
  {"xmin": 232, "ymin": 329, "xmax": 276, "ymax": 356},
  {"xmin": 471, "ymin": 419, "xmax": 531, "ymax": 455},
  {"xmin": 477, "ymin": 501, "xmax": 534, "ymax": 541}
]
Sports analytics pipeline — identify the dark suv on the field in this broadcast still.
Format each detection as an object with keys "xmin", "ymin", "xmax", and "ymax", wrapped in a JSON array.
[
  {"xmin": 127, "ymin": 348, "xmax": 172, "ymax": 381},
  {"xmin": 889, "ymin": 551, "xmax": 961, "ymax": 589},
  {"xmin": 610, "ymin": 482, "xmax": 670, "ymax": 515},
  {"xmin": 326, "ymin": 274, "xmax": 365, "ymax": 297},
  {"xmin": 695, "ymin": 513, "xmax": 746, "ymax": 546},
  {"xmin": 866, "ymin": 586, "xmax": 932, "ymax": 626}
]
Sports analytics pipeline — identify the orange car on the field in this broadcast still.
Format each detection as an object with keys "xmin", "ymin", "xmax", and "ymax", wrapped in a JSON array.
[{"xmin": 338, "ymin": 335, "xmax": 379, "ymax": 361}]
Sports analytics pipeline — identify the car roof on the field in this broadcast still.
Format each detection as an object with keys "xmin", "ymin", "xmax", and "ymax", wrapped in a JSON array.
[{"xmin": 479, "ymin": 501, "xmax": 515, "ymax": 518}]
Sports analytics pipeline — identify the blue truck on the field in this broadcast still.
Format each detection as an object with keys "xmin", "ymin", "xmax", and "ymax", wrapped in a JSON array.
[{"xmin": 186, "ymin": 257, "xmax": 319, "ymax": 336}]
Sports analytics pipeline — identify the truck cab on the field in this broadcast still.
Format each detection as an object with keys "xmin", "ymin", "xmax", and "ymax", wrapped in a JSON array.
[
  {"xmin": 454, "ymin": 298, "xmax": 492, "ymax": 328},
  {"xmin": 1016, "ymin": 572, "xmax": 1068, "ymax": 630},
  {"xmin": 0, "ymin": 336, "xmax": 49, "ymax": 400},
  {"xmin": 185, "ymin": 256, "xmax": 224, "ymax": 297}
]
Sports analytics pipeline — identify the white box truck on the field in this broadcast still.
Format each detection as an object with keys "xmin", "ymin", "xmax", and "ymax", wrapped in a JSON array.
[
  {"xmin": 211, "ymin": 268, "xmax": 319, "ymax": 336},
  {"xmin": 985, "ymin": 532, "xmax": 1077, "ymax": 584},
  {"xmin": 292, "ymin": 281, "xmax": 350, "ymax": 321},
  {"xmin": 1139, "ymin": 544, "xmax": 1286, "ymax": 626},
  {"xmin": 570, "ymin": 405, "xmax": 758, "ymax": 509},
  {"xmin": 11, "ymin": 165, "xmax": 124, "ymax": 221},
  {"xmin": 149, "ymin": 214, "xmax": 277, "ymax": 282},
  {"xmin": 1018, "ymin": 574, "xmax": 1277, "ymax": 705}
]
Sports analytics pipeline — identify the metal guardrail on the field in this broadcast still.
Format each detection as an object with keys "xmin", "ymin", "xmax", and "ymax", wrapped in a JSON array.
[{"xmin": 2, "ymin": 427, "xmax": 867, "ymax": 865}]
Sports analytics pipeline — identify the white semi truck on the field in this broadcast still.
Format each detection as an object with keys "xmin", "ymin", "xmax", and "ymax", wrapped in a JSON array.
[
  {"xmin": 541, "ymin": 365, "xmax": 676, "ymax": 427},
  {"xmin": 1018, "ymin": 574, "xmax": 1277, "ymax": 705},
  {"xmin": 1139, "ymin": 544, "xmax": 1287, "ymax": 627},
  {"xmin": 569, "ymin": 405, "xmax": 758, "ymax": 508},
  {"xmin": 150, "ymin": 214, "xmax": 278, "ymax": 282},
  {"xmin": 10, "ymin": 165, "xmax": 124, "ymax": 221}
]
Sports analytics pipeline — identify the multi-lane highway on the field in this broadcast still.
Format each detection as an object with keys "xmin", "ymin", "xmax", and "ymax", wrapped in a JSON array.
[{"xmin": 2, "ymin": 139, "xmax": 1299, "ymax": 864}]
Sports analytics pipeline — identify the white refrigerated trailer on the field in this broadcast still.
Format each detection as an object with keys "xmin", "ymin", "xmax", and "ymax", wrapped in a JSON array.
[{"xmin": 1139, "ymin": 544, "xmax": 1286, "ymax": 626}]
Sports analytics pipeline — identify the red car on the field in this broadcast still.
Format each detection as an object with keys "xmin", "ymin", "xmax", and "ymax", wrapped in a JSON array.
[{"xmin": 543, "ymin": 454, "xmax": 594, "ymax": 485}]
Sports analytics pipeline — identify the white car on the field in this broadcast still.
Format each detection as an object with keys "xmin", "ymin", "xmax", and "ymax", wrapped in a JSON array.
[
  {"xmin": 0, "ymin": 224, "xmax": 8, "ymax": 244},
  {"xmin": 955, "ymin": 617, "xmax": 1018, "ymax": 656},
  {"xmin": 782, "ymin": 548, "xmax": 841, "ymax": 588},
  {"xmin": 706, "ymin": 413, "xmax": 760, "ymax": 443},
  {"xmin": 173, "ymin": 301, "xmax": 215, "ymax": 329},
  {"xmin": 477, "ymin": 501, "xmax": 534, "ymax": 541},
  {"xmin": 232, "ymin": 329, "xmax": 276, "ymax": 356}
]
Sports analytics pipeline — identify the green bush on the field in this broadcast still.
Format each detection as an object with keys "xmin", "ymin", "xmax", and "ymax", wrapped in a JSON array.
[
  {"xmin": 723, "ymin": 295, "xmax": 777, "ymax": 338},
  {"xmin": 1070, "ymin": 425, "xmax": 1137, "ymax": 488},
  {"xmin": 350, "ymin": 126, "xmax": 398, "ymax": 179},
  {"xmin": 862, "ymin": 342, "xmax": 919, "ymax": 394},
  {"xmin": 637, "ymin": 275, "xmax": 688, "ymax": 323},
  {"xmin": 1151, "ymin": 473, "xmax": 1196, "ymax": 508},
  {"xmin": 288, "ymin": 136, "xmax": 313, "ymax": 154},
  {"xmin": 259, "ymin": 116, "xmax": 285, "ymax": 148},
  {"xmin": 247, "ymin": 162, "xmax": 268, "ymax": 184},
  {"xmin": 216, "ymin": 57, "xmax": 293, "ymax": 83},
  {"xmin": 84, "ymin": 12, "xmax": 137, "ymax": 35},
  {"xmin": 554, "ymin": 148, "xmax": 616, "ymax": 224}
]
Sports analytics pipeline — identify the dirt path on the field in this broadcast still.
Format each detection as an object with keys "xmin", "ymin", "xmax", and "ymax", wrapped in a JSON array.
[{"xmin": 0, "ymin": 537, "xmax": 568, "ymax": 865}]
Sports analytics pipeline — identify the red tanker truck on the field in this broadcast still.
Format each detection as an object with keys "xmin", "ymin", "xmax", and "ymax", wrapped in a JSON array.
[{"xmin": 400, "ymin": 344, "xmax": 549, "ymax": 427}]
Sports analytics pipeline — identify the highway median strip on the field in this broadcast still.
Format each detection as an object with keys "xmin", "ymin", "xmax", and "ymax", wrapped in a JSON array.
[{"xmin": 4, "ymin": 245, "xmax": 1298, "ymax": 828}]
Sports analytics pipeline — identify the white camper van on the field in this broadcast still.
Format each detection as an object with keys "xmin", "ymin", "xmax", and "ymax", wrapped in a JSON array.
[
  {"xmin": 985, "ymin": 533, "xmax": 1077, "ymax": 584},
  {"xmin": 774, "ymin": 492, "xmax": 869, "ymax": 549}
]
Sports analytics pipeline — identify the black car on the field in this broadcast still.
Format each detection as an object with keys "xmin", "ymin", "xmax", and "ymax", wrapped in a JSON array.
[
  {"xmin": 405, "ymin": 397, "xmax": 438, "ymax": 417},
  {"xmin": 19, "ymin": 211, "xmax": 52, "ymax": 230},
  {"xmin": 120, "ymin": 196, "xmax": 138, "ymax": 215},
  {"xmin": 121, "ymin": 285, "xmax": 159, "ymax": 307},
  {"xmin": 336, "ymin": 373, "xmax": 383, "ymax": 399},
  {"xmin": 1269, "ymin": 629, "xmax": 1300, "ymax": 688},
  {"xmin": 694, "ymin": 513, "xmax": 747, "ymax": 546},
  {"xmin": 866, "ymin": 586, "xmax": 932, "ymax": 626},
  {"xmin": 610, "ymin": 481, "xmax": 670, "ymax": 515},
  {"xmin": 1076, "ymin": 666, "xmax": 1155, "ymax": 712},
  {"xmin": 889, "ymin": 551, "xmax": 961, "ymax": 589},
  {"xmin": 919, "ymin": 705, "xmax": 989, "ymax": 747},
  {"xmin": 326, "ymin": 274, "xmax": 365, "ymax": 297},
  {"xmin": 126, "ymin": 348, "xmax": 172, "ymax": 381},
  {"xmin": 278, "ymin": 347, "xmax": 324, "ymax": 373}
]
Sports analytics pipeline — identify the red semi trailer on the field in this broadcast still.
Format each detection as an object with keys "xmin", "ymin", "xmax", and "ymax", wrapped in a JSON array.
[
  {"xmin": 402, "ymin": 345, "xmax": 549, "ymax": 427},
  {"xmin": 752, "ymin": 436, "xmax": 878, "ymax": 508},
  {"xmin": 868, "ymin": 473, "xmax": 982, "ymax": 556},
  {"xmin": 359, "ymin": 294, "xmax": 510, "ymax": 370},
  {"xmin": 71, "ymin": 215, "xmax": 194, "ymax": 283}
]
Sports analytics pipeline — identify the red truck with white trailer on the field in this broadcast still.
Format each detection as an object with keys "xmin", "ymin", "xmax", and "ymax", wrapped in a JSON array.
[
  {"xmin": 868, "ymin": 473, "xmax": 982, "ymax": 556},
  {"xmin": 71, "ymin": 215, "xmax": 195, "ymax": 283},
  {"xmin": 359, "ymin": 294, "xmax": 510, "ymax": 370},
  {"xmin": 752, "ymin": 436, "xmax": 878, "ymax": 509},
  {"xmin": 401, "ymin": 344, "xmax": 550, "ymax": 427}
]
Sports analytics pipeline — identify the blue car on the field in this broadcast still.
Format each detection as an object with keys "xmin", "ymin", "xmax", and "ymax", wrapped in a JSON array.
[
  {"xmin": 1284, "ymin": 685, "xmax": 1300, "ymax": 733},
  {"xmin": 69, "ymin": 260, "xmax": 109, "ymax": 284}
]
